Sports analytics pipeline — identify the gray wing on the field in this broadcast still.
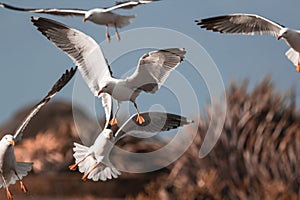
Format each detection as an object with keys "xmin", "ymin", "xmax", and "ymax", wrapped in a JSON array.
[
  {"xmin": 196, "ymin": 13, "xmax": 284, "ymax": 36},
  {"xmin": 31, "ymin": 17, "xmax": 113, "ymax": 130},
  {"xmin": 104, "ymin": 0, "xmax": 157, "ymax": 12},
  {"xmin": 13, "ymin": 67, "xmax": 77, "ymax": 142},
  {"xmin": 0, "ymin": 2, "xmax": 86, "ymax": 16},
  {"xmin": 126, "ymin": 48, "xmax": 186, "ymax": 94},
  {"xmin": 114, "ymin": 112, "xmax": 193, "ymax": 141},
  {"xmin": 31, "ymin": 16, "xmax": 112, "ymax": 96}
]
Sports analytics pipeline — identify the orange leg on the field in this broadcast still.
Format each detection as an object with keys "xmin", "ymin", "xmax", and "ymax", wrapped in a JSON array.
[
  {"xmin": 297, "ymin": 53, "xmax": 300, "ymax": 72},
  {"xmin": 82, "ymin": 163, "xmax": 100, "ymax": 181},
  {"xmin": 20, "ymin": 181, "xmax": 27, "ymax": 193},
  {"xmin": 133, "ymin": 102, "xmax": 145, "ymax": 124},
  {"xmin": 109, "ymin": 102, "xmax": 120, "ymax": 126},
  {"xmin": 106, "ymin": 25, "xmax": 111, "ymax": 42},
  {"xmin": 115, "ymin": 24, "xmax": 120, "ymax": 41},
  {"xmin": 14, "ymin": 171, "xmax": 28, "ymax": 193},
  {"xmin": 2, "ymin": 176, "xmax": 13, "ymax": 199},
  {"xmin": 6, "ymin": 188, "xmax": 13, "ymax": 200},
  {"xmin": 68, "ymin": 153, "xmax": 91, "ymax": 171}
]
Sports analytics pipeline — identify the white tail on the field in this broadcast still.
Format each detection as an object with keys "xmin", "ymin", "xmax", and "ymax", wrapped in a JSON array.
[
  {"xmin": 0, "ymin": 162, "xmax": 33, "ymax": 187},
  {"xmin": 285, "ymin": 48, "xmax": 298, "ymax": 66},
  {"xmin": 73, "ymin": 142, "xmax": 121, "ymax": 181}
]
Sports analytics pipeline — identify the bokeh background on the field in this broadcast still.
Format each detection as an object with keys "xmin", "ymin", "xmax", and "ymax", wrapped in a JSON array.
[
  {"xmin": 1, "ymin": 0, "xmax": 300, "ymax": 124},
  {"xmin": 0, "ymin": 0, "xmax": 300, "ymax": 199}
]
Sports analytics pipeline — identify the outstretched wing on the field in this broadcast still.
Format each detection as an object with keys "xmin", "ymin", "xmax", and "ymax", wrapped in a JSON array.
[
  {"xmin": 31, "ymin": 16, "xmax": 113, "ymax": 96},
  {"xmin": 114, "ymin": 112, "xmax": 192, "ymax": 141},
  {"xmin": 31, "ymin": 17, "xmax": 113, "ymax": 129},
  {"xmin": 104, "ymin": 0, "xmax": 157, "ymax": 12},
  {"xmin": 196, "ymin": 13, "xmax": 284, "ymax": 36},
  {"xmin": 13, "ymin": 67, "xmax": 77, "ymax": 142},
  {"xmin": 126, "ymin": 48, "xmax": 186, "ymax": 95},
  {"xmin": 0, "ymin": 2, "xmax": 86, "ymax": 16}
]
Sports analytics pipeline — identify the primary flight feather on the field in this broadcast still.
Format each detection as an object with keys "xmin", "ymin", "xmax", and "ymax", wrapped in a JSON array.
[{"xmin": 196, "ymin": 13, "xmax": 300, "ymax": 71}]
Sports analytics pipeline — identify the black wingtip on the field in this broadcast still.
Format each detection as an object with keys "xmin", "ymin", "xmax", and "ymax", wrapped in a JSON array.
[{"xmin": 46, "ymin": 66, "xmax": 77, "ymax": 98}]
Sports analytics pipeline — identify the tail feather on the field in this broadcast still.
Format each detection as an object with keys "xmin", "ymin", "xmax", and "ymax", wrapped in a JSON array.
[
  {"xmin": 4, "ymin": 162, "xmax": 33, "ymax": 186},
  {"xmin": 73, "ymin": 143, "xmax": 94, "ymax": 174},
  {"xmin": 15, "ymin": 162, "xmax": 33, "ymax": 178},
  {"xmin": 73, "ymin": 142, "xmax": 121, "ymax": 181},
  {"xmin": 116, "ymin": 15, "xmax": 136, "ymax": 28},
  {"xmin": 285, "ymin": 48, "xmax": 298, "ymax": 67},
  {"xmin": 87, "ymin": 162, "xmax": 121, "ymax": 181}
]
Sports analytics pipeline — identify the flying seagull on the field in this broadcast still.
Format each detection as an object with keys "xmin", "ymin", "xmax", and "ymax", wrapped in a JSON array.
[
  {"xmin": 69, "ymin": 112, "xmax": 193, "ymax": 181},
  {"xmin": 31, "ymin": 16, "xmax": 186, "ymax": 125},
  {"xmin": 196, "ymin": 13, "xmax": 300, "ymax": 72},
  {"xmin": 0, "ymin": 0, "xmax": 158, "ymax": 41},
  {"xmin": 0, "ymin": 67, "xmax": 76, "ymax": 199}
]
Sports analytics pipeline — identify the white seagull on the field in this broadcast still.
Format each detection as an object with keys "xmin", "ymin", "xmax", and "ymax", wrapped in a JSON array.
[
  {"xmin": 196, "ymin": 14, "xmax": 300, "ymax": 72},
  {"xmin": 31, "ymin": 16, "xmax": 186, "ymax": 125},
  {"xmin": 69, "ymin": 112, "xmax": 193, "ymax": 181},
  {"xmin": 0, "ymin": 67, "xmax": 76, "ymax": 199},
  {"xmin": 0, "ymin": 0, "xmax": 158, "ymax": 41}
]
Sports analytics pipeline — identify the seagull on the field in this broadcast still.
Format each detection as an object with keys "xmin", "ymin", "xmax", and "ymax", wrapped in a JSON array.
[
  {"xmin": 196, "ymin": 13, "xmax": 300, "ymax": 72},
  {"xmin": 69, "ymin": 111, "xmax": 193, "ymax": 181},
  {"xmin": 0, "ymin": 0, "xmax": 158, "ymax": 41},
  {"xmin": 0, "ymin": 67, "xmax": 76, "ymax": 199},
  {"xmin": 31, "ymin": 16, "xmax": 186, "ymax": 125}
]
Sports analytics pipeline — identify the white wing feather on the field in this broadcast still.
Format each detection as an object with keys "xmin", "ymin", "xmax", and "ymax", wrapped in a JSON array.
[{"xmin": 126, "ymin": 48, "xmax": 186, "ymax": 93}]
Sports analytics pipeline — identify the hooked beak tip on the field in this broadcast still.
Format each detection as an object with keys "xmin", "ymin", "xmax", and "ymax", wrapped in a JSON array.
[
  {"xmin": 97, "ymin": 90, "xmax": 103, "ymax": 96},
  {"xmin": 9, "ymin": 140, "xmax": 15, "ymax": 146},
  {"xmin": 277, "ymin": 35, "xmax": 282, "ymax": 40},
  {"xmin": 83, "ymin": 18, "xmax": 87, "ymax": 22}
]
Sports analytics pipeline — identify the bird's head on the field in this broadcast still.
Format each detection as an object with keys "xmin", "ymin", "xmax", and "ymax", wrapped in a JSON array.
[
  {"xmin": 98, "ymin": 81, "xmax": 115, "ymax": 96},
  {"xmin": 103, "ymin": 129, "xmax": 113, "ymax": 140},
  {"xmin": 1, "ymin": 134, "xmax": 15, "ymax": 146},
  {"xmin": 83, "ymin": 11, "xmax": 94, "ymax": 22},
  {"xmin": 84, "ymin": 9, "xmax": 103, "ymax": 22},
  {"xmin": 277, "ymin": 28, "xmax": 288, "ymax": 40}
]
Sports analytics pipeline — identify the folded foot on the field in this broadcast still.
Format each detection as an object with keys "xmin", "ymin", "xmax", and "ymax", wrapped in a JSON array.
[
  {"xmin": 109, "ymin": 118, "xmax": 117, "ymax": 126},
  {"xmin": 68, "ymin": 163, "xmax": 78, "ymax": 171},
  {"xmin": 82, "ymin": 173, "xmax": 89, "ymax": 181},
  {"xmin": 6, "ymin": 188, "xmax": 13, "ymax": 200},
  {"xmin": 20, "ymin": 181, "xmax": 28, "ymax": 193},
  {"xmin": 116, "ymin": 32, "xmax": 121, "ymax": 41},
  {"xmin": 136, "ymin": 114, "xmax": 145, "ymax": 124}
]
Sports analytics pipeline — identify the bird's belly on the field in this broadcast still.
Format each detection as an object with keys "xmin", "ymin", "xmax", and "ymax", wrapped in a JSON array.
[
  {"xmin": 110, "ymin": 86, "xmax": 135, "ymax": 102},
  {"xmin": 91, "ymin": 12, "xmax": 120, "ymax": 26},
  {"xmin": 285, "ymin": 38, "xmax": 300, "ymax": 52}
]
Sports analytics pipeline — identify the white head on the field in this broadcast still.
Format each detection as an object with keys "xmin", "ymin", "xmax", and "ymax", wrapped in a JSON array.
[
  {"xmin": 83, "ymin": 9, "xmax": 103, "ymax": 22},
  {"xmin": 1, "ymin": 134, "xmax": 15, "ymax": 146},
  {"xmin": 277, "ymin": 28, "xmax": 289, "ymax": 40},
  {"xmin": 102, "ymin": 129, "xmax": 113, "ymax": 140},
  {"xmin": 97, "ymin": 81, "xmax": 116, "ymax": 96}
]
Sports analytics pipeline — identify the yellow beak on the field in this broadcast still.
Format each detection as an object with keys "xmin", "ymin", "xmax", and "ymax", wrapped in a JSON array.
[
  {"xmin": 277, "ymin": 35, "xmax": 282, "ymax": 40},
  {"xmin": 97, "ymin": 89, "xmax": 103, "ymax": 96},
  {"xmin": 9, "ymin": 140, "xmax": 15, "ymax": 146},
  {"xmin": 105, "ymin": 134, "xmax": 111, "ymax": 140}
]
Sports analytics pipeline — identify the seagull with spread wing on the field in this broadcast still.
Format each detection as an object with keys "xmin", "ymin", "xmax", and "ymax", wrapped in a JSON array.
[
  {"xmin": 69, "ymin": 111, "xmax": 193, "ymax": 182},
  {"xmin": 196, "ymin": 14, "xmax": 300, "ymax": 72},
  {"xmin": 0, "ymin": 67, "xmax": 76, "ymax": 199},
  {"xmin": 0, "ymin": 0, "xmax": 158, "ymax": 41},
  {"xmin": 31, "ymin": 16, "xmax": 186, "ymax": 125}
]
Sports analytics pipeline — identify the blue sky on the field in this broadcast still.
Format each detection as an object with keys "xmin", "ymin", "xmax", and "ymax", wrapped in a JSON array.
[{"xmin": 1, "ymin": 0, "xmax": 300, "ymax": 125}]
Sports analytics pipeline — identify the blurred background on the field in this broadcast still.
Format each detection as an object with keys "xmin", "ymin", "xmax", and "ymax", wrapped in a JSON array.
[{"xmin": 0, "ymin": 0, "xmax": 300, "ymax": 199}]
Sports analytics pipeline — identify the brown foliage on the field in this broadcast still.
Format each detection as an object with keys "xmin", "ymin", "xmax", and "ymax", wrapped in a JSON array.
[{"xmin": 135, "ymin": 77, "xmax": 300, "ymax": 200}]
